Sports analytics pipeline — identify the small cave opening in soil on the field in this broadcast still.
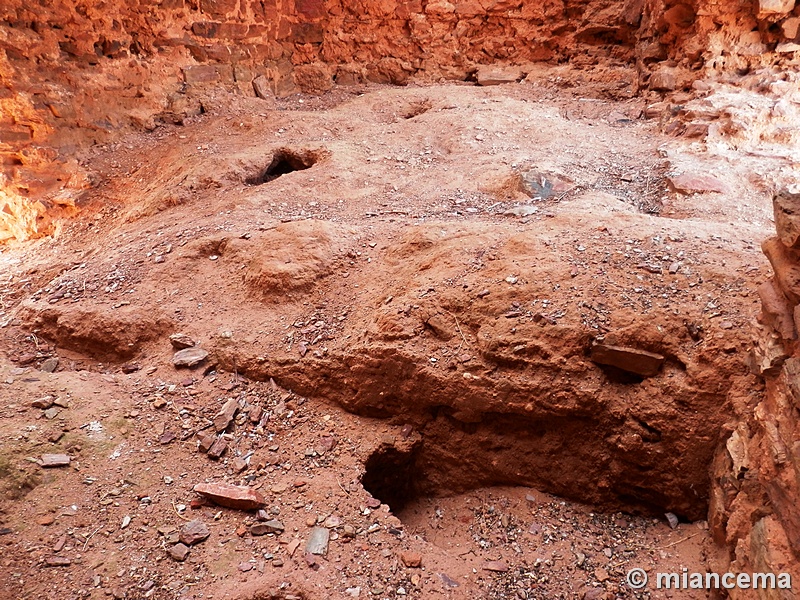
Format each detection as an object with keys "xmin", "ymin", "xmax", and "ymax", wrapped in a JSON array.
[
  {"xmin": 361, "ymin": 445, "xmax": 420, "ymax": 513},
  {"xmin": 247, "ymin": 148, "xmax": 318, "ymax": 184}
]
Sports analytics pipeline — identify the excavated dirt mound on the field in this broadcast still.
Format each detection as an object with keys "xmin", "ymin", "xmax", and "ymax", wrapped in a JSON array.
[{"xmin": 0, "ymin": 80, "xmax": 782, "ymax": 600}]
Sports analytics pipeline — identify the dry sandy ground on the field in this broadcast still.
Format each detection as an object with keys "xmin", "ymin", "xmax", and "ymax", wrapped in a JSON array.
[{"xmin": 0, "ymin": 78, "xmax": 782, "ymax": 600}]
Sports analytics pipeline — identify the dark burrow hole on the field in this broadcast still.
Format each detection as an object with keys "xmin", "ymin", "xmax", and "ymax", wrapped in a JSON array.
[
  {"xmin": 247, "ymin": 148, "xmax": 318, "ymax": 185},
  {"xmin": 357, "ymin": 407, "xmax": 705, "ymax": 522},
  {"xmin": 361, "ymin": 445, "xmax": 420, "ymax": 513}
]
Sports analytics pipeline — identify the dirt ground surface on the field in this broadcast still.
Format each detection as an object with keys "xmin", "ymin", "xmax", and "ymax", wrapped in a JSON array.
[{"xmin": 0, "ymin": 76, "xmax": 783, "ymax": 600}]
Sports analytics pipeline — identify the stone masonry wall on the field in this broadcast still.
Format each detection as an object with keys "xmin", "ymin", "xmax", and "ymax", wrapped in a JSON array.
[
  {"xmin": 0, "ymin": 0, "xmax": 799, "ymax": 240},
  {"xmin": 708, "ymin": 188, "xmax": 800, "ymax": 598}
]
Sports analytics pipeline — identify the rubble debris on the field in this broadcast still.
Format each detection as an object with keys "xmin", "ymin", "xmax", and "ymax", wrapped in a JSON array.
[{"xmin": 213, "ymin": 398, "xmax": 239, "ymax": 432}]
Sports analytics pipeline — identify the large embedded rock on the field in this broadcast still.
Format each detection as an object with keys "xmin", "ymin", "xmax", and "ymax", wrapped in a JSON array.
[
  {"xmin": 208, "ymin": 219, "xmax": 758, "ymax": 521},
  {"xmin": 305, "ymin": 527, "xmax": 330, "ymax": 555},
  {"xmin": 757, "ymin": 279, "xmax": 796, "ymax": 340},
  {"xmin": 589, "ymin": 343, "xmax": 665, "ymax": 377}
]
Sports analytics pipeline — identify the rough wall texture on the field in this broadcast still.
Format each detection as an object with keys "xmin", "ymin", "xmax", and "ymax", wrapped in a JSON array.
[
  {"xmin": 1, "ymin": 0, "xmax": 799, "ymax": 240},
  {"xmin": 709, "ymin": 187, "xmax": 800, "ymax": 596}
]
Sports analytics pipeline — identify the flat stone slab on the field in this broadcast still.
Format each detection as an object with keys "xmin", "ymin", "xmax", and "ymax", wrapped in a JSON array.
[
  {"xmin": 40, "ymin": 454, "xmax": 71, "ymax": 468},
  {"xmin": 250, "ymin": 520, "xmax": 284, "ymax": 536},
  {"xmin": 253, "ymin": 74, "xmax": 272, "ymax": 100},
  {"xmin": 207, "ymin": 436, "xmax": 228, "ymax": 459},
  {"xmin": 44, "ymin": 556, "xmax": 71, "ymax": 567},
  {"xmin": 193, "ymin": 482, "xmax": 266, "ymax": 511},
  {"xmin": 306, "ymin": 526, "xmax": 330, "ymax": 555},
  {"xmin": 173, "ymin": 347, "xmax": 209, "ymax": 368},
  {"xmin": 776, "ymin": 41, "xmax": 800, "ymax": 52},
  {"xmin": 482, "ymin": 560, "xmax": 509, "ymax": 572},
  {"xmin": 667, "ymin": 173, "xmax": 728, "ymax": 195},
  {"xmin": 213, "ymin": 398, "xmax": 239, "ymax": 432},
  {"xmin": 590, "ymin": 344, "xmax": 665, "ymax": 377},
  {"xmin": 476, "ymin": 65, "xmax": 523, "ymax": 86}
]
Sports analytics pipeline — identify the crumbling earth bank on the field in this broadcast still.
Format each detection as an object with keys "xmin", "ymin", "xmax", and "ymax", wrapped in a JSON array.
[
  {"xmin": 6, "ymin": 83, "xmax": 771, "ymax": 521},
  {"xmin": 12, "ymin": 205, "xmax": 759, "ymax": 520},
  {"xmin": 0, "ymin": 76, "xmax": 788, "ymax": 599}
]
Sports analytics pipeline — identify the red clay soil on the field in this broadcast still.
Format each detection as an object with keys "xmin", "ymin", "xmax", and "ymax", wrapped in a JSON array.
[{"xmin": 0, "ymin": 77, "xmax": 786, "ymax": 599}]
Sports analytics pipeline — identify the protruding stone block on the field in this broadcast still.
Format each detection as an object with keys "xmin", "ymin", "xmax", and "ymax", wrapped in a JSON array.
[
  {"xmin": 758, "ymin": 0, "xmax": 795, "ymax": 15},
  {"xmin": 758, "ymin": 279, "xmax": 796, "ymax": 340},
  {"xmin": 476, "ymin": 65, "xmax": 523, "ymax": 86},
  {"xmin": 293, "ymin": 63, "xmax": 333, "ymax": 95},
  {"xmin": 762, "ymin": 237, "xmax": 800, "ymax": 304},
  {"xmin": 590, "ymin": 344, "xmax": 665, "ymax": 377},
  {"xmin": 748, "ymin": 329, "xmax": 789, "ymax": 377},
  {"xmin": 200, "ymin": 0, "xmax": 237, "ymax": 17},
  {"xmin": 773, "ymin": 187, "xmax": 800, "ymax": 250}
]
